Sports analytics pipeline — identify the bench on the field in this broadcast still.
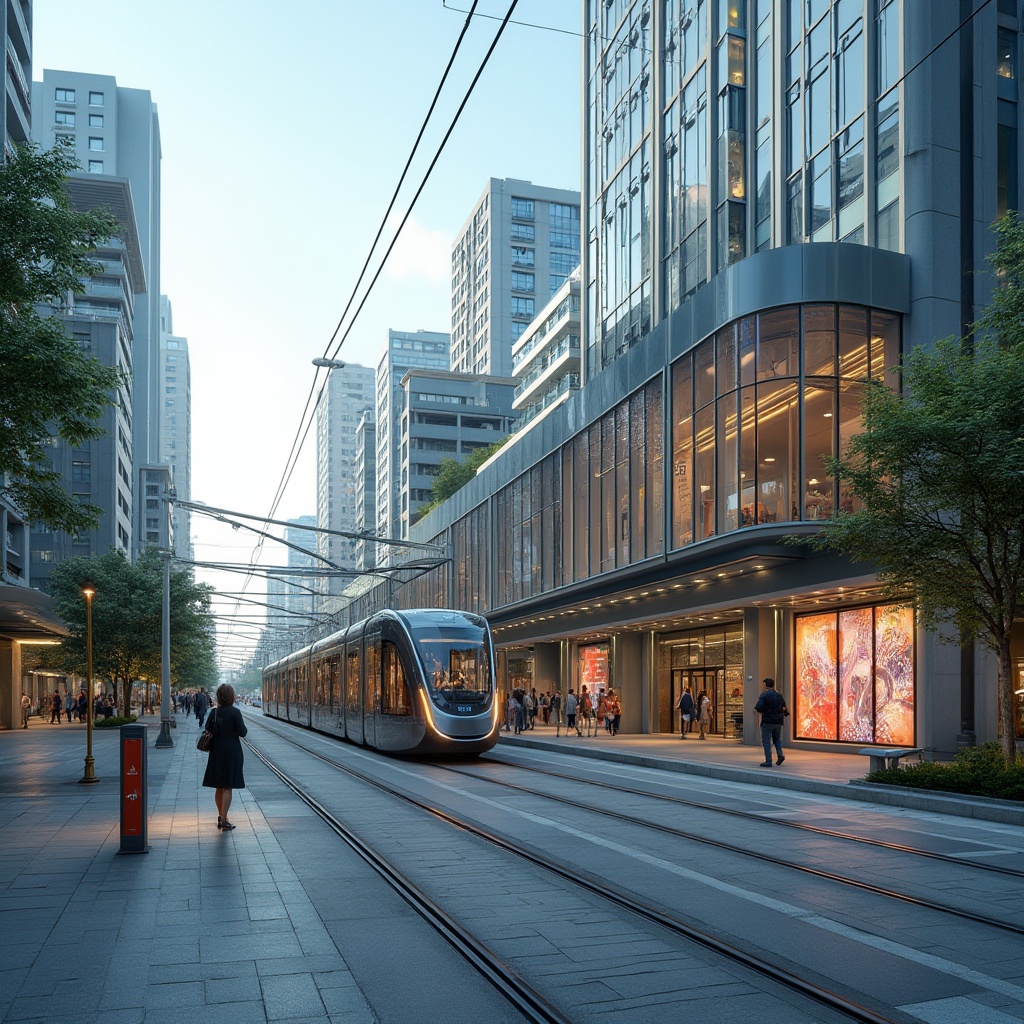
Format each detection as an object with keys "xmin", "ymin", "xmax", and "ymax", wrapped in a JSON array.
[{"xmin": 857, "ymin": 747, "xmax": 924, "ymax": 773}]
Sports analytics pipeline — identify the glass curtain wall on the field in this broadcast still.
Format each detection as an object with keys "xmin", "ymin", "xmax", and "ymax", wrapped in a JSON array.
[{"xmin": 671, "ymin": 302, "xmax": 899, "ymax": 544}]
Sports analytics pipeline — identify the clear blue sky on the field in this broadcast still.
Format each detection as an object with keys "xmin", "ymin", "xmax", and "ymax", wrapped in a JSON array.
[{"xmin": 34, "ymin": 1, "xmax": 583, "ymax": 664}]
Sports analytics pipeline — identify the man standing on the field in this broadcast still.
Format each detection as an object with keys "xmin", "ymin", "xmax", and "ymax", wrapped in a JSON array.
[
  {"xmin": 21, "ymin": 693, "xmax": 31, "ymax": 728},
  {"xmin": 754, "ymin": 677, "xmax": 788, "ymax": 767},
  {"xmin": 194, "ymin": 688, "xmax": 209, "ymax": 727}
]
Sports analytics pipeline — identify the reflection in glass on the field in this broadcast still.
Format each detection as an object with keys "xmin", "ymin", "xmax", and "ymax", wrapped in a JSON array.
[
  {"xmin": 757, "ymin": 307, "xmax": 799, "ymax": 379},
  {"xmin": 718, "ymin": 392, "xmax": 739, "ymax": 531},
  {"xmin": 695, "ymin": 405, "xmax": 715, "ymax": 538},
  {"xmin": 672, "ymin": 353, "xmax": 695, "ymax": 548},
  {"xmin": 803, "ymin": 384, "xmax": 836, "ymax": 520},
  {"xmin": 804, "ymin": 304, "xmax": 836, "ymax": 376}
]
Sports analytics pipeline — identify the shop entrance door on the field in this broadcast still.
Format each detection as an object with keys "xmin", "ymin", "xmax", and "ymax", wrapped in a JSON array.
[{"xmin": 688, "ymin": 670, "xmax": 719, "ymax": 735}]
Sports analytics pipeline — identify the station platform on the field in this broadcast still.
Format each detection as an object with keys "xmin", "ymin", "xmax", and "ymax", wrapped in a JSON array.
[{"xmin": 1, "ymin": 713, "xmax": 1020, "ymax": 1023}]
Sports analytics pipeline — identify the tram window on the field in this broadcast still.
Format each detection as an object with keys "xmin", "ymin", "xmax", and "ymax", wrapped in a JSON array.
[
  {"xmin": 381, "ymin": 641, "xmax": 412, "ymax": 716},
  {"xmin": 346, "ymin": 648, "xmax": 360, "ymax": 712},
  {"xmin": 421, "ymin": 639, "xmax": 491, "ymax": 700},
  {"xmin": 366, "ymin": 638, "xmax": 380, "ymax": 712},
  {"xmin": 330, "ymin": 655, "xmax": 342, "ymax": 709}
]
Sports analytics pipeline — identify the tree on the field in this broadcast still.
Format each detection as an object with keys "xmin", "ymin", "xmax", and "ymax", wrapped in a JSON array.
[
  {"xmin": 418, "ymin": 437, "xmax": 510, "ymax": 518},
  {"xmin": 0, "ymin": 143, "xmax": 124, "ymax": 533},
  {"xmin": 45, "ymin": 549, "xmax": 217, "ymax": 713},
  {"xmin": 810, "ymin": 214, "xmax": 1024, "ymax": 765}
]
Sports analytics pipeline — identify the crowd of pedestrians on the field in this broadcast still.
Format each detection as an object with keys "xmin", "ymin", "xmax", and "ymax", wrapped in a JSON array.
[{"xmin": 504, "ymin": 685, "xmax": 622, "ymax": 737}]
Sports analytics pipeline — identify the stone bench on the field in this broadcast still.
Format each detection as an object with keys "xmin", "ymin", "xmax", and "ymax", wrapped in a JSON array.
[{"xmin": 857, "ymin": 746, "xmax": 924, "ymax": 773}]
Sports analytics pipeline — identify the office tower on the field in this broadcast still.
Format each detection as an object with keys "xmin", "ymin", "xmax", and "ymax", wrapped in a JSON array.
[
  {"xmin": 399, "ymin": 1, "xmax": 1024, "ymax": 756},
  {"xmin": 374, "ymin": 329, "xmax": 450, "ymax": 563},
  {"xmin": 315, "ymin": 363, "xmax": 375, "ymax": 600},
  {"xmin": 159, "ymin": 297, "xmax": 192, "ymax": 560},
  {"xmin": 28, "ymin": 175, "xmax": 144, "ymax": 591},
  {"xmin": 32, "ymin": 71, "xmax": 161, "ymax": 549},
  {"xmin": 399, "ymin": 369, "xmax": 518, "ymax": 538},
  {"xmin": 450, "ymin": 178, "xmax": 581, "ymax": 380},
  {"xmin": 353, "ymin": 410, "xmax": 376, "ymax": 573},
  {"xmin": 1, "ymin": 0, "xmax": 31, "ymax": 157}
]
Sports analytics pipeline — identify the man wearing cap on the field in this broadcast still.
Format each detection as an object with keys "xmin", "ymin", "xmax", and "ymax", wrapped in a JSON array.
[{"xmin": 754, "ymin": 677, "xmax": 788, "ymax": 767}]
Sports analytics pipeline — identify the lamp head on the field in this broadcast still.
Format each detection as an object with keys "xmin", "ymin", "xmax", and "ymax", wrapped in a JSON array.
[{"xmin": 81, "ymin": 582, "xmax": 96, "ymax": 599}]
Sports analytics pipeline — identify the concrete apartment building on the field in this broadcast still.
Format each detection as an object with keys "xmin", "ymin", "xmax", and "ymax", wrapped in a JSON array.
[
  {"xmin": 374, "ymin": 329, "xmax": 450, "ymax": 564},
  {"xmin": 450, "ymin": 178, "xmax": 581, "ymax": 380},
  {"xmin": 159, "ymin": 296, "xmax": 191, "ymax": 560},
  {"xmin": 27, "ymin": 174, "xmax": 146, "ymax": 593},
  {"xmin": 389, "ymin": 0, "xmax": 1024, "ymax": 758},
  {"xmin": 2, "ymin": 0, "xmax": 30, "ymax": 159},
  {"xmin": 510, "ymin": 267, "xmax": 582, "ymax": 432},
  {"xmin": 32, "ymin": 70, "xmax": 162, "ymax": 551},
  {"xmin": 399, "ymin": 369, "xmax": 518, "ymax": 539},
  {"xmin": 315, "ymin": 363, "xmax": 375, "ymax": 599},
  {"xmin": 353, "ymin": 410, "xmax": 376, "ymax": 573}
]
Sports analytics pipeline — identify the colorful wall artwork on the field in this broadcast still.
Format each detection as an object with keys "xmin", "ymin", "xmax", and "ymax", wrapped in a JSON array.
[
  {"xmin": 580, "ymin": 643, "xmax": 610, "ymax": 692},
  {"xmin": 795, "ymin": 603, "xmax": 915, "ymax": 744}
]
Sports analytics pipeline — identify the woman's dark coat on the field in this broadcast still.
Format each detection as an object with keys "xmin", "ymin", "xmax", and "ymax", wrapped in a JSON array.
[{"xmin": 201, "ymin": 704, "xmax": 247, "ymax": 789}]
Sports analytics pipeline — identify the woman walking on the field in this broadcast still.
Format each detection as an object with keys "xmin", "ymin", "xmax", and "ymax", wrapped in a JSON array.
[{"xmin": 201, "ymin": 683, "xmax": 247, "ymax": 830}]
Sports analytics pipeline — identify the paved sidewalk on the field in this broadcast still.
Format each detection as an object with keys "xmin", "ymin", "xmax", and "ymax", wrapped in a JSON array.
[{"xmin": 0, "ymin": 716, "xmax": 373, "ymax": 1024}]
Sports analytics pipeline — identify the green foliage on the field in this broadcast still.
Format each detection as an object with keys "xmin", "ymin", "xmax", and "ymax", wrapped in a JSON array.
[
  {"xmin": 866, "ymin": 743, "xmax": 1024, "ymax": 801},
  {"xmin": 94, "ymin": 715, "xmax": 138, "ymax": 728},
  {"xmin": 46, "ymin": 550, "xmax": 217, "ymax": 711},
  {"xmin": 419, "ymin": 437, "xmax": 510, "ymax": 517},
  {"xmin": 805, "ymin": 213, "xmax": 1024, "ymax": 765},
  {"xmin": 0, "ymin": 143, "xmax": 125, "ymax": 532}
]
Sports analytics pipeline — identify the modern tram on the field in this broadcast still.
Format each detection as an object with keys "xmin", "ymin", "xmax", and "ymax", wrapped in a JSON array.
[{"xmin": 262, "ymin": 608, "xmax": 500, "ymax": 756}]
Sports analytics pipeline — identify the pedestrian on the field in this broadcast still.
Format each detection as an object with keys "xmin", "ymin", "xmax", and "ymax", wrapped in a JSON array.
[
  {"xmin": 75, "ymin": 689, "xmax": 87, "ymax": 722},
  {"xmin": 523, "ymin": 689, "xmax": 535, "ymax": 730},
  {"xmin": 754, "ymin": 677, "xmax": 788, "ymax": 767},
  {"xmin": 549, "ymin": 690, "xmax": 561, "ymax": 729},
  {"xmin": 607, "ymin": 689, "xmax": 621, "ymax": 735},
  {"xmin": 697, "ymin": 690, "xmax": 712, "ymax": 740},
  {"xmin": 194, "ymin": 688, "xmax": 209, "ymax": 727},
  {"xmin": 539, "ymin": 691, "xmax": 549, "ymax": 725},
  {"xmin": 529, "ymin": 687, "xmax": 539, "ymax": 729},
  {"xmin": 596, "ymin": 692, "xmax": 608, "ymax": 732},
  {"xmin": 565, "ymin": 689, "xmax": 581, "ymax": 736},
  {"xmin": 20, "ymin": 692, "xmax": 31, "ymax": 728},
  {"xmin": 512, "ymin": 690, "xmax": 526, "ymax": 734},
  {"xmin": 677, "ymin": 685, "xmax": 695, "ymax": 738},
  {"xmin": 201, "ymin": 682, "xmax": 248, "ymax": 830},
  {"xmin": 49, "ymin": 690, "xmax": 62, "ymax": 724},
  {"xmin": 64, "ymin": 691, "xmax": 75, "ymax": 723},
  {"xmin": 579, "ymin": 686, "xmax": 593, "ymax": 736}
]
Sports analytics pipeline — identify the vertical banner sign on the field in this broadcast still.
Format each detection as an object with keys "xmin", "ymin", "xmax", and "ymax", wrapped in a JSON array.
[{"xmin": 119, "ymin": 724, "xmax": 149, "ymax": 854}]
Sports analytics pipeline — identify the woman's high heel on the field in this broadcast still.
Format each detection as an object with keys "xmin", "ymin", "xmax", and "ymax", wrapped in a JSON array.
[{"xmin": 220, "ymin": 820, "xmax": 236, "ymax": 831}]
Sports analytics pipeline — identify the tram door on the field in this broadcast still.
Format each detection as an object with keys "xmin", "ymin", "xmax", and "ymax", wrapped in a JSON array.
[{"xmin": 688, "ymin": 670, "xmax": 719, "ymax": 735}]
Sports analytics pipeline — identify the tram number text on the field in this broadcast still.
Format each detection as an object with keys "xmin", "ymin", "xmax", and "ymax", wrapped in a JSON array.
[{"xmin": 457, "ymin": 705, "xmax": 472, "ymax": 713}]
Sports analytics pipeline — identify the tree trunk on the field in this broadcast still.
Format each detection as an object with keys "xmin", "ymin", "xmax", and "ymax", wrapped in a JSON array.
[{"xmin": 998, "ymin": 633, "xmax": 1016, "ymax": 766}]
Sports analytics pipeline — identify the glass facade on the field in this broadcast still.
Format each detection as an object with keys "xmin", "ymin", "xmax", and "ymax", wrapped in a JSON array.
[
  {"xmin": 794, "ymin": 602, "xmax": 915, "ymax": 745},
  {"xmin": 671, "ymin": 302, "xmax": 900, "ymax": 545}
]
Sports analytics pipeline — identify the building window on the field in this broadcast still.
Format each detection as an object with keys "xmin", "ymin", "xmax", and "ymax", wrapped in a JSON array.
[
  {"xmin": 794, "ymin": 603, "xmax": 915, "ymax": 745},
  {"xmin": 511, "ymin": 197, "xmax": 535, "ymax": 220},
  {"xmin": 55, "ymin": 111, "xmax": 76, "ymax": 126},
  {"xmin": 89, "ymin": 91, "xmax": 104, "ymax": 106},
  {"xmin": 89, "ymin": 137, "xmax": 104, "ymax": 151},
  {"xmin": 55, "ymin": 88, "xmax": 75, "ymax": 103},
  {"xmin": 511, "ymin": 271, "xmax": 535, "ymax": 292},
  {"xmin": 88, "ymin": 160, "xmax": 104, "ymax": 174},
  {"xmin": 511, "ymin": 246, "xmax": 535, "ymax": 267},
  {"xmin": 89, "ymin": 113, "xmax": 103, "ymax": 127},
  {"xmin": 71, "ymin": 461, "xmax": 91, "ymax": 483},
  {"xmin": 511, "ymin": 297, "xmax": 535, "ymax": 318}
]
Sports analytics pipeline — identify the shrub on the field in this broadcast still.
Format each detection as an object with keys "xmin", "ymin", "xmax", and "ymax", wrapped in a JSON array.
[
  {"xmin": 866, "ymin": 742, "xmax": 1024, "ymax": 800},
  {"xmin": 94, "ymin": 715, "xmax": 138, "ymax": 728}
]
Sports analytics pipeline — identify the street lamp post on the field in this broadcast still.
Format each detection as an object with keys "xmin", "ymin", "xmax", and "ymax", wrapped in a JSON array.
[
  {"xmin": 79, "ymin": 583, "xmax": 98, "ymax": 785},
  {"xmin": 155, "ymin": 550, "xmax": 174, "ymax": 748}
]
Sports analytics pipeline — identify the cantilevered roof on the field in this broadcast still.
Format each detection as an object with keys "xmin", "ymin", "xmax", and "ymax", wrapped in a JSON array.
[
  {"xmin": 0, "ymin": 584, "xmax": 70, "ymax": 642},
  {"xmin": 65, "ymin": 174, "xmax": 147, "ymax": 293}
]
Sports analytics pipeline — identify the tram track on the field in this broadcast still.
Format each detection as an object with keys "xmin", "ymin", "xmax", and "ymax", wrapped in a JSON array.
[
  {"xmin": 484, "ymin": 750, "xmax": 1024, "ymax": 880},
  {"xmin": 243, "ymin": 720, "xmax": 918, "ymax": 1024},
  {"xmin": 436, "ymin": 760, "xmax": 1024, "ymax": 938}
]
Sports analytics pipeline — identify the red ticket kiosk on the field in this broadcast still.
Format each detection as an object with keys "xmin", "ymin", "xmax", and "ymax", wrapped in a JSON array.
[{"xmin": 119, "ymin": 724, "xmax": 148, "ymax": 854}]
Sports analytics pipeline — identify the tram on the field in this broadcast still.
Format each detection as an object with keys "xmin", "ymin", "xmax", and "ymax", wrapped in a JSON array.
[{"xmin": 262, "ymin": 608, "xmax": 499, "ymax": 756}]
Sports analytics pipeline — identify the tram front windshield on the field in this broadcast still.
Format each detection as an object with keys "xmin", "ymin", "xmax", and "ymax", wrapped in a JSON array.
[{"xmin": 415, "ymin": 624, "xmax": 492, "ymax": 705}]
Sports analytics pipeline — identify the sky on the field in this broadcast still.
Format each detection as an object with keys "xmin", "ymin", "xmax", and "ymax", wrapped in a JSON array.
[{"xmin": 33, "ymin": 1, "xmax": 583, "ymax": 667}]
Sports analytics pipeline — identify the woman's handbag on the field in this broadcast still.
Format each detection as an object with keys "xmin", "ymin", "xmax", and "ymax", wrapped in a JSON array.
[{"xmin": 196, "ymin": 709, "xmax": 217, "ymax": 751}]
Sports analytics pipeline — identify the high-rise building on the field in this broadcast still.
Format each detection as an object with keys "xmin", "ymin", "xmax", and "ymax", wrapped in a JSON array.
[
  {"xmin": 27, "ymin": 175, "xmax": 145, "ymax": 591},
  {"xmin": 399, "ymin": 369, "xmax": 518, "ymax": 538},
  {"xmin": 159, "ymin": 297, "xmax": 192, "ymax": 560},
  {"xmin": 1, "ymin": 0, "xmax": 31, "ymax": 158},
  {"xmin": 353, "ymin": 410, "xmax": 376, "ymax": 574},
  {"xmin": 450, "ymin": 178, "xmax": 581, "ymax": 380},
  {"xmin": 32, "ymin": 71, "xmax": 161, "ymax": 547},
  {"xmin": 374, "ymin": 329, "xmax": 450, "ymax": 563},
  {"xmin": 266, "ymin": 515, "xmax": 318, "ymax": 650},
  {"xmin": 315, "ymin": 363, "xmax": 375, "ymax": 599},
  {"xmin": 401, "ymin": 1, "xmax": 1024, "ymax": 757}
]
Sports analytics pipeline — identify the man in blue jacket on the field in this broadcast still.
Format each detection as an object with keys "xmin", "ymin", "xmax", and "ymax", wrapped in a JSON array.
[{"xmin": 754, "ymin": 677, "xmax": 787, "ymax": 767}]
